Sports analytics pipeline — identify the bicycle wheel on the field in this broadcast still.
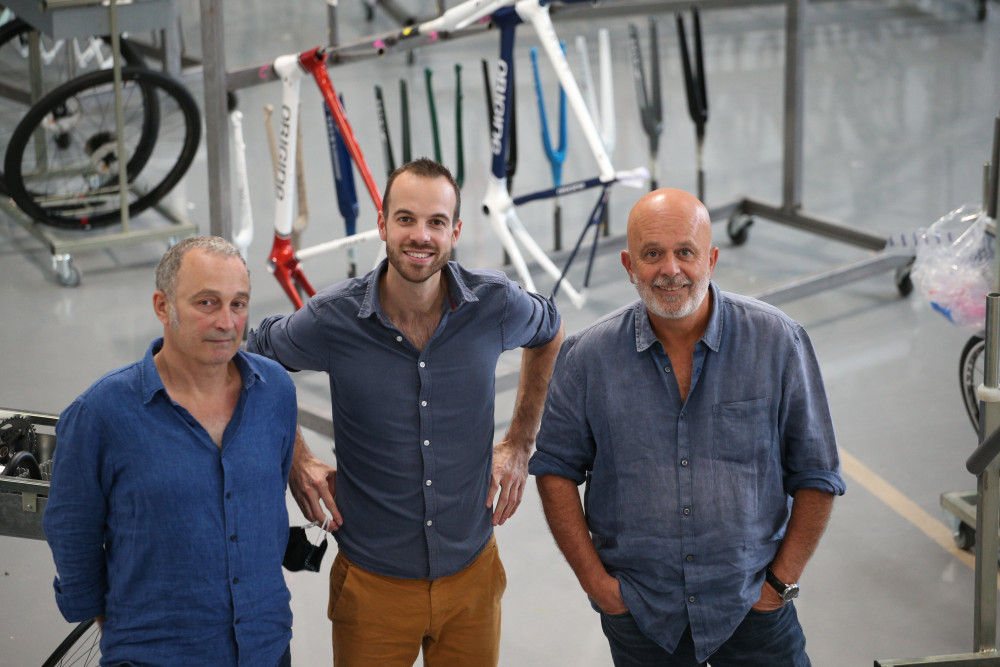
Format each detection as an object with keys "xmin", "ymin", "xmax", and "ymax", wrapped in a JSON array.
[
  {"xmin": 4, "ymin": 65, "xmax": 200, "ymax": 229},
  {"xmin": 960, "ymin": 333, "xmax": 985, "ymax": 434},
  {"xmin": 0, "ymin": 18, "xmax": 145, "ymax": 194},
  {"xmin": 42, "ymin": 618, "xmax": 101, "ymax": 667}
]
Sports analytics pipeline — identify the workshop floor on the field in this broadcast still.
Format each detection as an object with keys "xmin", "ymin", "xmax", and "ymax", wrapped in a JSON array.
[{"xmin": 2, "ymin": 0, "xmax": 1000, "ymax": 664}]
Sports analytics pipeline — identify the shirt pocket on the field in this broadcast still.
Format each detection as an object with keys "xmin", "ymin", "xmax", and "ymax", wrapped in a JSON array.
[
  {"xmin": 711, "ymin": 397, "xmax": 770, "ymax": 527},
  {"xmin": 712, "ymin": 397, "xmax": 770, "ymax": 464}
]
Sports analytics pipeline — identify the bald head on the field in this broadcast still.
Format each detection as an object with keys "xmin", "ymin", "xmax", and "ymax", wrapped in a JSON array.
[
  {"xmin": 621, "ymin": 188, "xmax": 717, "ymax": 323},
  {"xmin": 626, "ymin": 188, "xmax": 711, "ymax": 258}
]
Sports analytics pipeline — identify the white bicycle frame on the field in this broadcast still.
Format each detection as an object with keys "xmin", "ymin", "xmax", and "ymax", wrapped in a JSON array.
[{"xmin": 481, "ymin": 0, "xmax": 645, "ymax": 307}]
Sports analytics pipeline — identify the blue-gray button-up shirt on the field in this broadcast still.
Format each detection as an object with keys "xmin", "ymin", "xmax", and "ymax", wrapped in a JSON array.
[
  {"xmin": 43, "ymin": 339, "xmax": 296, "ymax": 667},
  {"xmin": 247, "ymin": 260, "xmax": 561, "ymax": 580},
  {"xmin": 529, "ymin": 283, "xmax": 845, "ymax": 662}
]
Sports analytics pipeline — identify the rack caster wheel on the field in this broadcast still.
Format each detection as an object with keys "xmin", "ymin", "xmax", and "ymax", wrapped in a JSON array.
[
  {"xmin": 953, "ymin": 522, "xmax": 975, "ymax": 550},
  {"xmin": 894, "ymin": 263, "xmax": 913, "ymax": 297},
  {"xmin": 727, "ymin": 214, "xmax": 754, "ymax": 246},
  {"xmin": 52, "ymin": 254, "xmax": 80, "ymax": 287}
]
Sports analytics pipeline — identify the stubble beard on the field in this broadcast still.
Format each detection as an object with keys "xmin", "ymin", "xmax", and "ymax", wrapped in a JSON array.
[{"xmin": 634, "ymin": 273, "xmax": 710, "ymax": 320}]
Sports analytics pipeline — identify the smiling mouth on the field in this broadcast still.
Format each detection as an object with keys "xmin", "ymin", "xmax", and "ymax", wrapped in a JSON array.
[{"xmin": 404, "ymin": 250, "xmax": 434, "ymax": 260}]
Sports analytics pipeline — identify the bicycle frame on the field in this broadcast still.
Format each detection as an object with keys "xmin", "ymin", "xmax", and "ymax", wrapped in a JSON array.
[
  {"xmin": 482, "ymin": 1, "xmax": 645, "ymax": 307},
  {"xmin": 268, "ymin": 48, "xmax": 384, "ymax": 309}
]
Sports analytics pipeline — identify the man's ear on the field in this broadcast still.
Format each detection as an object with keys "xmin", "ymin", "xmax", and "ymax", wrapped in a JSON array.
[
  {"xmin": 377, "ymin": 211, "xmax": 387, "ymax": 242},
  {"xmin": 621, "ymin": 250, "xmax": 635, "ymax": 283},
  {"xmin": 153, "ymin": 291, "xmax": 171, "ymax": 326}
]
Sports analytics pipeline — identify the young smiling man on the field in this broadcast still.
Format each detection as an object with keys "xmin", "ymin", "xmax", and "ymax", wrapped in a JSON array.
[
  {"xmin": 530, "ymin": 188, "xmax": 845, "ymax": 666},
  {"xmin": 247, "ymin": 158, "xmax": 564, "ymax": 666},
  {"xmin": 44, "ymin": 237, "xmax": 298, "ymax": 666}
]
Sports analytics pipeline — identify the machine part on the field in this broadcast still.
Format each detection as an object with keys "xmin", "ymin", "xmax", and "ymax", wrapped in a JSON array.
[
  {"xmin": 962, "ymin": 333, "xmax": 986, "ymax": 435},
  {"xmin": 42, "ymin": 618, "xmax": 101, "ymax": 667},
  {"xmin": 1, "ymin": 450, "xmax": 42, "ymax": 479},
  {"xmin": 4, "ymin": 66, "xmax": 200, "ymax": 230},
  {"xmin": 0, "ymin": 416, "xmax": 38, "ymax": 465}
]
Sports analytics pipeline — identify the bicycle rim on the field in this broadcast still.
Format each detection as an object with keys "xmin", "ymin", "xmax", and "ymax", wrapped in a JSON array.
[
  {"xmin": 0, "ymin": 20, "xmax": 144, "ymax": 195},
  {"xmin": 4, "ymin": 66, "xmax": 200, "ymax": 229},
  {"xmin": 41, "ymin": 618, "xmax": 101, "ymax": 667},
  {"xmin": 960, "ymin": 333, "xmax": 984, "ymax": 435}
]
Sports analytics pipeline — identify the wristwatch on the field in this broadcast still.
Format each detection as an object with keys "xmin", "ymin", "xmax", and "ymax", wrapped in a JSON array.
[{"xmin": 765, "ymin": 567, "xmax": 800, "ymax": 602}]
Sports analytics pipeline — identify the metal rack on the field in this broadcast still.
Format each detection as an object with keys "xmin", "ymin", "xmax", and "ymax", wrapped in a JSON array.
[
  {"xmin": 0, "ymin": 0, "xmax": 198, "ymax": 286},
  {"xmin": 194, "ymin": 0, "xmax": 917, "ymax": 306}
]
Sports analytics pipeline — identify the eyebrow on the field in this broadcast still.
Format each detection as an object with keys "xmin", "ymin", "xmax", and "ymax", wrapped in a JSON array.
[
  {"xmin": 392, "ymin": 207, "xmax": 452, "ymax": 224},
  {"xmin": 190, "ymin": 289, "xmax": 250, "ymax": 300}
]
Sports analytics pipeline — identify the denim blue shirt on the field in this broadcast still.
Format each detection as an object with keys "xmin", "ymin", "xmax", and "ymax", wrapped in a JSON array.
[
  {"xmin": 247, "ymin": 260, "xmax": 561, "ymax": 580},
  {"xmin": 43, "ymin": 339, "xmax": 297, "ymax": 667},
  {"xmin": 529, "ymin": 283, "xmax": 845, "ymax": 662}
]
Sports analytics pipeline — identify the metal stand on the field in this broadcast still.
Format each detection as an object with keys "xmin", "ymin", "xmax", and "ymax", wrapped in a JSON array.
[
  {"xmin": 705, "ymin": 0, "xmax": 913, "ymax": 306},
  {"xmin": 1, "ymin": 0, "xmax": 198, "ymax": 285},
  {"xmin": 881, "ymin": 114, "xmax": 1000, "ymax": 666}
]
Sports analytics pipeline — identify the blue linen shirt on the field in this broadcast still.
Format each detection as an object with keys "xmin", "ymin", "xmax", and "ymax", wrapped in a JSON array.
[
  {"xmin": 529, "ymin": 283, "xmax": 845, "ymax": 663},
  {"xmin": 247, "ymin": 259, "xmax": 561, "ymax": 580},
  {"xmin": 42, "ymin": 339, "xmax": 297, "ymax": 667}
]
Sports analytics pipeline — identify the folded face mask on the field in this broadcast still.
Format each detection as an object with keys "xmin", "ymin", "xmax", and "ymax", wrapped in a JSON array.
[{"xmin": 283, "ymin": 518, "xmax": 330, "ymax": 572}]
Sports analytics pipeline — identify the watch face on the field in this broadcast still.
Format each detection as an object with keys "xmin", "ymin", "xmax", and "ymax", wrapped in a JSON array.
[{"xmin": 782, "ymin": 584, "xmax": 800, "ymax": 602}]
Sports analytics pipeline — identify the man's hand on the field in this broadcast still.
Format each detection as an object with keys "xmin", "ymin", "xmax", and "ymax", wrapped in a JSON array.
[
  {"xmin": 488, "ymin": 439, "xmax": 530, "ymax": 526},
  {"xmin": 752, "ymin": 580, "xmax": 784, "ymax": 612},
  {"xmin": 589, "ymin": 574, "xmax": 628, "ymax": 616},
  {"xmin": 290, "ymin": 429, "xmax": 343, "ymax": 529}
]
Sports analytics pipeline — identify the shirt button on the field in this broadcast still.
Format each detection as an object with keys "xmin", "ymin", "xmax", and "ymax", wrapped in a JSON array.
[
  {"xmin": 423, "ymin": 440, "xmax": 430, "ymax": 446},
  {"xmin": 664, "ymin": 366, "xmax": 671, "ymax": 373},
  {"xmin": 680, "ymin": 459, "xmax": 689, "ymax": 467},
  {"xmin": 419, "ymin": 361, "xmax": 426, "ymax": 368},
  {"xmin": 233, "ymin": 577, "xmax": 239, "ymax": 584},
  {"xmin": 421, "ymin": 401, "xmax": 427, "ymax": 407},
  {"xmin": 683, "ymin": 507, "xmax": 691, "ymax": 515},
  {"xmin": 426, "ymin": 520, "xmax": 433, "ymax": 526},
  {"xmin": 686, "ymin": 555, "xmax": 694, "ymax": 562},
  {"xmin": 396, "ymin": 335, "xmax": 403, "ymax": 342},
  {"xmin": 679, "ymin": 412, "xmax": 685, "ymax": 419},
  {"xmin": 230, "ymin": 534, "xmax": 237, "ymax": 541},
  {"xmin": 226, "ymin": 492, "xmax": 231, "ymax": 499},
  {"xmin": 688, "ymin": 596, "xmax": 696, "ymax": 603},
  {"xmin": 426, "ymin": 480, "xmax": 432, "ymax": 486},
  {"xmin": 235, "ymin": 618, "xmax": 241, "ymax": 625}
]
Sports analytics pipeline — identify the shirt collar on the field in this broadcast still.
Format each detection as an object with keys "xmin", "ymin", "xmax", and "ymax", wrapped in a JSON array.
[
  {"xmin": 632, "ymin": 281, "xmax": 723, "ymax": 353},
  {"xmin": 140, "ymin": 337, "xmax": 262, "ymax": 404},
  {"xmin": 356, "ymin": 259, "xmax": 479, "ymax": 320}
]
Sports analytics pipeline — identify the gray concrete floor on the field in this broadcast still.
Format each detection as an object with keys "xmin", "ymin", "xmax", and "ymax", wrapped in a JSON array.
[{"xmin": 3, "ymin": 0, "xmax": 1000, "ymax": 664}]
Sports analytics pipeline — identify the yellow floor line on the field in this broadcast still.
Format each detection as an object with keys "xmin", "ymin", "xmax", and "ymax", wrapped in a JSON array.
[{"xmin": 839, "ymin": 447, "xmax": 978, "ymax": 572}]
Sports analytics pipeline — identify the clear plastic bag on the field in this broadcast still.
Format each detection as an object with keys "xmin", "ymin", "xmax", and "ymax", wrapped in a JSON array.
[{"xmin": 910, "ymin": 203, "xmax": 995, "ymax": 330}]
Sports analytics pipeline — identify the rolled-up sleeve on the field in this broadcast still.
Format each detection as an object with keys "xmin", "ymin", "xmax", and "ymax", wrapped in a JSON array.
[
  {"xmin": 501, "ymin": 281, "xmax": 562, "ymax": 351},
  {"xmin": 529, "ymin": 340, "xmax": 593, "ymax": 484},
  {"xmin": 779, "ymin": 327, "xmax": 846, "ymax": 497},
  {"xmin": 43, "ymin": 400, "xmax": 110, "ymax": 622}
]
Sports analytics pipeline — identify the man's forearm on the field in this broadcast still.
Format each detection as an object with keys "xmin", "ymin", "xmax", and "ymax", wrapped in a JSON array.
[
  {"xmin": 537, "ymin": 474, "xmax": 612, "ymax": 596},
  {"xmin": 771, "ymin": 488, "xmax": 835, "ymax": 582},
  {"xmin": 506, "ymin": 324, "xmax": 565, "ymax": 450}
]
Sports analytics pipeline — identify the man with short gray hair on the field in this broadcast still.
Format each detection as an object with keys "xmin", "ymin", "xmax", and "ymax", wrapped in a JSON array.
[{"xmin": 44, "ymin": 236, "xmax": 297, "ymax": 666}]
